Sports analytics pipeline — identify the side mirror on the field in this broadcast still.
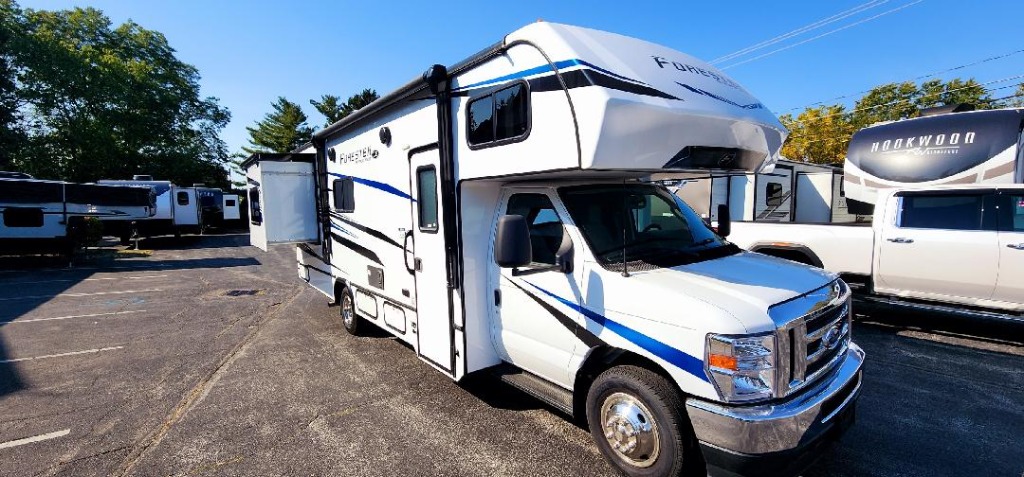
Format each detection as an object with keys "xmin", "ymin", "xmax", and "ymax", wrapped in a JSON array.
[
  {"xmin": 494, "ymin": 215, "xmax": 531, "ymax": 268},
  {"xmin": 554, "ymin": 226, "xmax": 574, "ymax": 274},
  {"xmin": 716, "ymin": 204, "xmax": 731, "ymax": 237}
]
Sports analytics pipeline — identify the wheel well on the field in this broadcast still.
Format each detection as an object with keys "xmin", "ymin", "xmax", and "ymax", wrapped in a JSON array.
[
  {"xmin": 333, "ymin": 280, "xmax": 347, "ymax": 306},
  {"xmin": 752, "ymin": 245, "xmax": 823, "ymax": 268},
  {"xmin": 572, "ymin": 347, "xmax": 679, "ymax": 423}
]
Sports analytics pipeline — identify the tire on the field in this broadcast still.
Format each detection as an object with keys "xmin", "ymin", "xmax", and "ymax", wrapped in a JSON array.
[
  {"xmin": 586, "ymin": 365, "xmax": 702, "ymax": 477},
  {"xmin": 339, "ymin": 286, "xmax": 361, "ymax": 335}
]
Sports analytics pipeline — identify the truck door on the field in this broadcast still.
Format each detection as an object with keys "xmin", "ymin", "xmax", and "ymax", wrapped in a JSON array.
[
  {"xmin": 876, "ymin": 192, "xmax": 998, "ymax": 302},
  {"xmin": 992, "ymin": 192, "xmax": 1024, "ymax": 304},
  {"xmin": 493, "ymin": 190, "xmax": 582, "ymax": 387},
  {"xmin": 409, "ymin": 149, "xmax": 455, "ymax": 374}
]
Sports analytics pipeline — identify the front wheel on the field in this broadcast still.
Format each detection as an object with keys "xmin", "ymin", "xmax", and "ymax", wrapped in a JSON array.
[
  {"xmin": 586, "ymin": 365, "xmax": 702, "ymax": 477},
  {"xmin": 339, "ymin": 287, "xmax": 361, "ymax": 335}
]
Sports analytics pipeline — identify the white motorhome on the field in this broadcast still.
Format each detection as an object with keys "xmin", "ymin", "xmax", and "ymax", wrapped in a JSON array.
[
  {"xmin": 98, "ymin": 176, "xmax": 201, "ymax": 242},
  {"xmin": 247, "ymin": 23, "xmax": 863, "ymax": 477},
  {"xmin": 843, "ymin": 106, "xmax": 1024, "ymax": 214},
  {"xmin": 671, "ymin": 159, "xmax": 857, "ymax": 225},
  {"xmin": 0, "ymin": 175, "xmax": 154, "ymax": 254}
]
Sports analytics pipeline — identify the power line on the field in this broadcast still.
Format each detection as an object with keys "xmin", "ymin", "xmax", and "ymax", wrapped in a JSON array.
[
  {"xmin": 710, "ymin": 0, "xmax": 889, "ymax": 65},
  {"xmin": 785, "ymin": 73, "xmax": 1024, "ymax": 126},
  {"xmin": 720, "ymin": 1, "xmax": 924, "ymax": 70},
  {"xmin": 783, "ymin": 47, "xmax": 1024, "ymax": 112}
]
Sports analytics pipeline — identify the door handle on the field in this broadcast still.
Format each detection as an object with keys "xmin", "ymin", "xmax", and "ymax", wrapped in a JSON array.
[
  {"xmin": 887, "ymin": 237, "xmax": 914, "ymax": 244},
  {"xmin": 414, "ymin": 257, "xmax": 422, "ymax": 272},
  {"xmin": 1008, "ymin": 243, "xmax": 1024, "ymax": 250}
]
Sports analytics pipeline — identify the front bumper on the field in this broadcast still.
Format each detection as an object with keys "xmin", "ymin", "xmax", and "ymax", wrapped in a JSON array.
[{"xmin": 686, "ymin": 343, "xmax": 865, "ymax": 477}]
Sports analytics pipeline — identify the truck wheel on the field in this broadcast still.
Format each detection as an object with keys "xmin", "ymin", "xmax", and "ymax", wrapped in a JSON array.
[
  {"xmin": 339, "ymin": 287, "xmax": 361, "ymax": 335},
  {"xmin": 586, "ymin": 365, "xmax": 701, "ymax": 477}
]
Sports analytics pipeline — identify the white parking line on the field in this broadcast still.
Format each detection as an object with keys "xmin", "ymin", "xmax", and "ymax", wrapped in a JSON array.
[
  {"xmin": 0, "ymin": 429, "xmax": 71, "ymax": 450},
  {"xmin": 4, "ymin": 275, "xmax": 169, "ymax": 285},
  {"xmin": 0, "ymin": 289, "xmax": 162, "ymax": 301},
  {"xmin": 1, "ymin": 310, "xmax": 147, "ymax": 326},
  {"xmin": 0, "ymin": 346, "xmax": 124, "ymax": 364}
]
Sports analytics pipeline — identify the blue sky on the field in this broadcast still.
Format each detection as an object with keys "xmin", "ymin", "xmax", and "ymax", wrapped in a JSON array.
[{"xmin": 22, "ymin": 0, "xmax": 1024, "ymax": 156}]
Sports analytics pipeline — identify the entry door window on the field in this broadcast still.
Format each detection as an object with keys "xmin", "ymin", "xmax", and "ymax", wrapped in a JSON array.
[
  {"xmin": 177, "ymin": 191, "xmax": 190, "ymax": 206},
  {"xmin": 506, "ymin": 194, "xmax": 564, "ymax": 266},
  {"xmin": 417, "ymin": 167, "xmax": 438, "ymax": 232}
]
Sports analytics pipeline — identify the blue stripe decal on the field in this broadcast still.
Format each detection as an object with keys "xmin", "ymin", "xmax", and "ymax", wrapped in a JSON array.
[
  {"xmin": 456, "ymin": 58, "xmax": 646, "ymax": 91},
  {"xmin": 526, "ymin": 282, "xmax": 709, "ymax": 383},
  {"xmin": 328, "ymin": 172, "xmax": 415, "ymax": 202},
  {"xmin": 330, "ymin": 221, "xmax": 355, "ymax": 237}
]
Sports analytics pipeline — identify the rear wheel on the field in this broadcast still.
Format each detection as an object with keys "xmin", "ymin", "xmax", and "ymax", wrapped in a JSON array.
[
  {"xmin": 339, "ymin": 287, "xmax": 361, "ymax": 335},
  {"xmin": 586, "ymin": 365, "xmax": 702, "ymax": 477}
]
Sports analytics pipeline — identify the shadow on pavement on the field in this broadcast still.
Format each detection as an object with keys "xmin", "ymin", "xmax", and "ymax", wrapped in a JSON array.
[
  {"xmin": 854, "ymin": 299, "xmax": 1024, "ymax": 347},
  {"xmin": 128, "ymin": 233, "xmax": 250, "ymax": 251},
  {"xmin": 0, "ymin": 334, "xmax": 24, "ymax": 397}
]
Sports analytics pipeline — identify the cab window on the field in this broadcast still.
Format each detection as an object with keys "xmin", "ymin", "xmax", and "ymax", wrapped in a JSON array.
[{"xmin": 899, "ymin": 194, "xmax": 985, "ymax": 231}]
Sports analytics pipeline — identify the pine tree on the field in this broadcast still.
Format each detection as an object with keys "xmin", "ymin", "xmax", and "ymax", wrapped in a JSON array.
[
  {"xmin": 310, "ymin": 89, "xmax": 379, "ymax": 127},
  {"xmin": 243, "ymin": 97, "xmax": 313, "ymax": 154}
]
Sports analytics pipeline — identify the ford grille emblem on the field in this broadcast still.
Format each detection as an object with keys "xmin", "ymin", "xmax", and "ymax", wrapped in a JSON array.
[{"xmin": 822, "ymin": 324, "xmax": 842, "ymax": 350}]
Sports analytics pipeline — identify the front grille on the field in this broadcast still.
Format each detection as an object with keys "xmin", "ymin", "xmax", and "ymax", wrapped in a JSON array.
[{"xmin": 775, "ymin": 281, "xmax": 852, "ymax": 397}]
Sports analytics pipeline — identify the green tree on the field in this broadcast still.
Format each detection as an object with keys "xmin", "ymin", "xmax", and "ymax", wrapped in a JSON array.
[
  {"xmin": 916, "ymin": 78, "xmax": 993, "ymax": 110},
  {"xmin": 5, "ymin": 3, "xmax": 231, "ymax": 187},
  {"xmin": 243, "ymin": 97, "xmax": 312, "ymax": 154},
  {"xmin": 849, "ymin": 81, "xmax": 919, "ymax": 128},
  {"xmin": 1003, "ymin": 83, "xmax": 1024, "ymax": 108},
  {"xmin": 0, "ymin": 1, "xmax": 23, "ymax": 170},
  {"xmin": 310, "ymin": 88, "xmax": 379, "ymax": 127},
  {"xmin": 780, "ymin": 105, "xmax": 854, "ymax": 165}
]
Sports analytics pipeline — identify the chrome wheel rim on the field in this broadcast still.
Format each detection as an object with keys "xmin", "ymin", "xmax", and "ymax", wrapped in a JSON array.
[
  {"xmin": 341, "ymin": 293, "xmax": 354, "ymax": 327},
  {"xmin": 600, "ymin": 392, "xmax": 660, "ymax": 468}
]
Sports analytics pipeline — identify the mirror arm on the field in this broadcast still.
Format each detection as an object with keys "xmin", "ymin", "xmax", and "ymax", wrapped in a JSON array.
[{"xmin": 511, "ymin": 264, "xmax": 563, "ymax": 276}]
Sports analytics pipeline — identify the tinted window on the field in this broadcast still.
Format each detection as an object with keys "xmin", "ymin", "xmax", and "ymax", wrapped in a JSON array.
[
  {"xmin": 225, "ymin": 199, "xmax": 236, "ymax": 207},
  {"xmin": 468, "ymin": 95, "xmax": 494, "ymax": 145},
  {"xmin": 495, "ymin": 84, "xmax": 528, "ymax": 140},
  {"xmin": 177, "ymin": 191, "xmax": 189, "ymax": 206},
  {"xmin": 900, "ymin": 194, "xmax": 985, "ymax": 230},
  {"xmin": 765, "ymin": 182, "xmax": 783, "ymax": 207},
  {"xmin": 3, "ymin": 207, "xmax": 44, "ymax": 227},
  {"xmin": 417, "ymin": 167, "xmax": 438, "ymax": 232},
  {"xmin": 466, "ymin": 83, "xmax": 529, "ymax": 147},
  {"xmin": 997, "ymin": 194, "xmax": 1024, "ymax": 232},
  {"xmin": 333, "ymin": 178, "xmax": 355, "ymax": 212},
  {"xmin": 507, "ymin": 194, "xmax": 564, "ymax": 265},
  {"xmin": 248, "ymin": 187, "xmax": 262, "ymax": 225}
]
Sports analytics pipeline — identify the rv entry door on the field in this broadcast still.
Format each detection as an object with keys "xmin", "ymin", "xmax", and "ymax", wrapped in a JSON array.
[{"xmin": 409, "ymin": 149, "xmax": 455, "ymax": 374}]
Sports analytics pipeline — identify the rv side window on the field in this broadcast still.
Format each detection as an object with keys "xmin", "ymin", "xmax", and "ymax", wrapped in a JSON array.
[
  {"xmin": 467, "ymin": 83, "xmax": 529, "ymax": 148},
  {"xmin": 249, "ymin": 187, "xmax": 262, "ymax": 225},
  {"xmin": 506, "ymin": 193, "xmax": 564, "ymax": 266},
  {"xmin": 899, "ymin": 194, "xmax": 986, "ymax": 231},
  {"xmin": 416, "ymin": 167, "xmax": 438, "ymax": 232},
  {"xmin": 225, "ymin": 199, "xmax": 236, "ymax": 207},
  {"xmin": 333, "ymin": 178, "xmax": 355, "ymax": 213},
  {"xmin": 3, "ymin": 207, "xmax": 44, "ymax": 228},
  {"xmin": 765, "ymin": 182, "xmax": 783, "ymax": 207},
  {"xmin": 177, "ymin": 191, "xmax": 189, "ymax": 206}
]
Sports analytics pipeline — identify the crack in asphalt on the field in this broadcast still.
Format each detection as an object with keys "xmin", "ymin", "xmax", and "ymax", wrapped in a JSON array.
[{"xmin": 112, "ymin": 287, "xmax": 304, "ymax": 477}]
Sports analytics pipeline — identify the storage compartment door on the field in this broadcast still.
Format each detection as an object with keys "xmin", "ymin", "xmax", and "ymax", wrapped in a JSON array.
[
  {"xmin": 247, "ymin": 161, "xmax": 318, "ymax": 251},
  {"xmin": 794, "ymin": 173, "xmax": 832, "ymax": 223}
]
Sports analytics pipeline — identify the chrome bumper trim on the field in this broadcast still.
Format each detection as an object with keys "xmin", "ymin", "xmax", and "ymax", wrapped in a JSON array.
[{"xmin": 686, "ymin": 343, "xmax": 865, "ymax": 456}]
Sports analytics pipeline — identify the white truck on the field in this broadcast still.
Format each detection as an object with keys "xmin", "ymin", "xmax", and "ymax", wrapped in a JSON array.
[
  {"xmin": 729, "ymin": 184, "xmax": 1024, "ymax": 318},
  {"xmin": 246, "ymin": 22, "xmax": 864, "ymax": 477}
]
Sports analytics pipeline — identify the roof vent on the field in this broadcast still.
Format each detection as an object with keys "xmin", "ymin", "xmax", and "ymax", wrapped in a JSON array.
[
  {"xmin": 919, "ymin": 103, "xmax": 975, "ymax": 117},
  {"xmin": 132, "ymin": 174, "xmax": 153, "ymax": 181}
]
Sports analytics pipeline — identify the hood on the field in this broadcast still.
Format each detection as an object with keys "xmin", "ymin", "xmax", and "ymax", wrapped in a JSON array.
[{"xmin": 598, "ymin": 251, "xmax": 835, "ymax": 334}]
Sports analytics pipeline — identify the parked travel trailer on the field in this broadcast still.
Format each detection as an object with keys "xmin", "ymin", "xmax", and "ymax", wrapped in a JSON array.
[
  {"xmin": 671, "ymin": 159, "xmax": 857, "ymax": 224},
  {"xmin": 98, "ymin": 177, "xmax": 201, "ymax": 241},
  {"xmin": 247, "ymin": 23, "xmax": 863, "ymax": 477},
  {"xmin": 843, "ymin": 106, "xmax": 1024, "ymax": 213},
  {"xmin": 0, "ymin": 176, "xmax": 154, "ymax": 254}
]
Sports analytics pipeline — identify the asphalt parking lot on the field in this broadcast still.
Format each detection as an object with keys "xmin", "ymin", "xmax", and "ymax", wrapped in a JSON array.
[{"xmin": 0, "ymin": 235, "xmax": 1021, "ymax": 477}]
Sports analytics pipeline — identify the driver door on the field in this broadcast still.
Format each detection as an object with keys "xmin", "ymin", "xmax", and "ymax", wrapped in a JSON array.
[{"xmin": 493, "ymin": 190, "xmax": 583, "ymax": 387}]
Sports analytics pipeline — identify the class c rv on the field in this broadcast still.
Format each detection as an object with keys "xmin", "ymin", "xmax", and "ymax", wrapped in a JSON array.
[{"xmin": 246, "ymin": 23, "xmax": 864, "ymax": 477}]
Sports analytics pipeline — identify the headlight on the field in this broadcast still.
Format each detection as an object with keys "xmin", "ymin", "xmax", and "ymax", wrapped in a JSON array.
[{"xmin": 705, "ymin": 332, "xmax": 776, "ymax": 403}]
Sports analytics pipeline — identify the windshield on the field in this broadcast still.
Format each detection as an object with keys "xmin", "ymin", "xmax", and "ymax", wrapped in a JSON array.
[{"xmin": 560, "ymin": 183, "xmax": 738, "ymax": 268}]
